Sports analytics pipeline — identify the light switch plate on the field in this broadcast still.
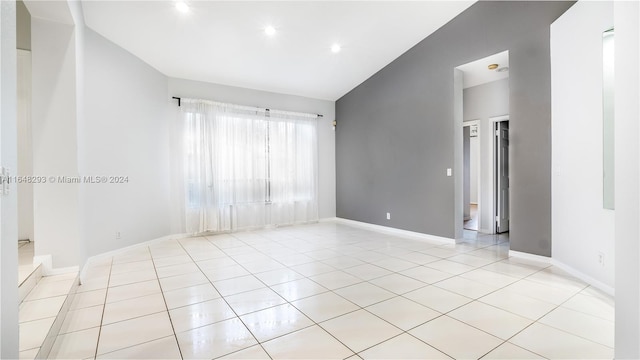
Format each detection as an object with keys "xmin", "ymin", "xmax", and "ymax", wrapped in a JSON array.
[{"xmin": 446, "ymin": 168, "xmax": 452, "ymax": 177}]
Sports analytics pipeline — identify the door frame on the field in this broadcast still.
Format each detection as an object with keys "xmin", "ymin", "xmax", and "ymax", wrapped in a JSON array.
[
  {"xmin": 490, "ymin": 115, "xmax": 509, "ymax": 234},
  {"xmin": 463, "ymin": 120, "xmax": 481, "ymax": 232}
]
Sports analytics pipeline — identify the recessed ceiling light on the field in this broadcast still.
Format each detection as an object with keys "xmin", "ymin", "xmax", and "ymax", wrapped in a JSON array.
[
  {"xmin": 175, "ymin": 1, "xmax": 189, "ymax": 13},
  {"xmin": 265, "ymin": 26, "xmax": 276, "ymax": 36},
  {"xmin": 331, "ymin": 44, "xmax": 341, "ymax": 53}
]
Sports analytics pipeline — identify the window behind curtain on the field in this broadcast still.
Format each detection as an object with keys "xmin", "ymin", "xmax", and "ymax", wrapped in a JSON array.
[{"xmin": 181, "ymin": 99, "xmax": 318, "ymax": 234}]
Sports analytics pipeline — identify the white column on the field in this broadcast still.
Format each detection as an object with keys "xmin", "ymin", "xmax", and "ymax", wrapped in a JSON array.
[
  {"xmin": 0, "ymin": 0, "xmax": 19, "ymax": 357},
  {"xmin": 31, "ymin": 15, "xmax": 82, "ymax": 269},
  {"xmin": 614, "ymin": 0, "xmax": 640, "ymax": 358}
]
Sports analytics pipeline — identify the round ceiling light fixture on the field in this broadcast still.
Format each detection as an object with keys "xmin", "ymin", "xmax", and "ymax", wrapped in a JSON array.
[
  {"xmin": 265, "ymin": 26, "xmax": 276, "ymax": 36},
  {"xmin": 331, "ymin": 44, "xmax": 341, "ymax": 53},
  {"xmin": 175, "ymin": 1, "xmax": 189, "ymax": 13},
  {"xmin": 488, "ymin": 63, "xmax": 499, "ymax": 70},
  {"xmin": 497, "ymin": 66, "xmax": 509, "ymax": 73}
]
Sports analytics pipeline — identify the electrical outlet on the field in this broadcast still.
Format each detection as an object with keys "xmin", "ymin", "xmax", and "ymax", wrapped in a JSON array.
[
  {"xmin": 597, "ymin": 252, "xmax": 605, "ymax": 267},
  {"xmin": 116, "ymin": 231, "xmax": 121, "ymax": 240},
  {"xmin": 386, "ymin": 212, "xmax": 391, "ymax": 220}
]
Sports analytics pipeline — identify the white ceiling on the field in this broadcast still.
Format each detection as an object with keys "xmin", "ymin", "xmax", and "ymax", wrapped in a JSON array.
[
  {"xmin": 457, "ymin": 50, "xmax": 509, "ymax": 89},
  {"xmin": 81, "ymin": 1, "xmax": 476, "ymax": 101}
]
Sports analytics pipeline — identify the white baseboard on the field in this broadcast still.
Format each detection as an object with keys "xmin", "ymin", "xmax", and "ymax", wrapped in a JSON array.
[
  {"xmin": 551, "ymin": 259, "xmax": 615, "ymax": 297},
  {"xmin": 334, "ymin": 218, "xmax": 455, "ymax": 244},
  {"xmin": 508, "ymin": 250, "xmax": 552, "ymax": 264},
  {"xmin": 80, "ymin": 233, "xmax": 190, "ymax": 284},
  {"xmin": 319, "ymin": 217, "xmax": 339, "ymax": 223},
  {"xmin": 33, "ymin": 255, "xmax": 80, "ymax": 276},
  {"xmin": 509, "ymin": 250, "xmax": 615, "ymax": 296}
]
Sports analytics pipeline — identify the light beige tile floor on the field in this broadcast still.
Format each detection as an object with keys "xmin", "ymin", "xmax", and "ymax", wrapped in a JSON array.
[
  {"xmin": 41, "ymin": 222, "xmax": 614, "ymax": 359},
  {"xmin": 19, "ymin": 272, "xmax": 77, "ymax": 359}
]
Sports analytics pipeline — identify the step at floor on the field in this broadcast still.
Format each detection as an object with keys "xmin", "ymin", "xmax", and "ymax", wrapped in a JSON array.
[
  {"xmin": 18, "ymin": 241, "xmax": 37, "ymax": 284},
  {"xmin": 19, "ymin": 272, "xmax": 78, "ymax": 359},
  {"xmin": 19, "ymin": 242, "xmax": 41, "ymax": 303}
]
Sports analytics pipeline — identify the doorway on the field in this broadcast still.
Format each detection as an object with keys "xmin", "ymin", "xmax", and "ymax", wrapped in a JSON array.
[
  {"xmin": 453, "ymin": 51, "xmax": 510, "ymax": 240},
  {"xmin": 494, "ymin": 118, "xmax": 510, "ymax": 233}
]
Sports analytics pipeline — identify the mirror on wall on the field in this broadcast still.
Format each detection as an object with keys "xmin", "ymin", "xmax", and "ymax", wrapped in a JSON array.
[{"xmin": 603, "ymin": 28, "xmax": 614, "ymax": 210}]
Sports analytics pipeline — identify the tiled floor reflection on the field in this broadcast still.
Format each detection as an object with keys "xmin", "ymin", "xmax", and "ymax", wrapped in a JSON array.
[{"xmin": 47, "ymin": 222, "xmax": 613, "ymax": 359}]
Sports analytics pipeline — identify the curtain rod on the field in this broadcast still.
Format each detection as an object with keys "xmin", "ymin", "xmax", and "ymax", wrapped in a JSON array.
[{"xmin": 171, "ymin": 96, "xmax": 323, "ymax": 118}]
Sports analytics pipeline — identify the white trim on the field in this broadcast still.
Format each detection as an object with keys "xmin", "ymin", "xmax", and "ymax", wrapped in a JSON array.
[
  {"xmin": 490, "ymin": 114, "xmax": 509, "ymax": 122},
  {"xmin": 490, "ymin": 115, "xmax": 510, "ymax": 234},
  {"xmin": 453, "ymin": 68, "xmax": 464, "ymax": 241},
  {"xmin": 319, "ymin": 217, "xmax": 339, "ymax": 223},
  {"xmin": 334, "ymin": 218, "xmax": 455, "ymax": 244},
  {"xmin": 509, "ymin": 250, "xmax": 615, "ymax": 296},
  {"xmin": 33, "ymin": 255, "xmax": 79, "ymax": 276},
  {"xmin": 464, "ymin": 120, "xmax": 482, "ymax": 230},
  {"xmin": 551, "ymin": 259, "xmax": 615, "ymax": 297},
  {"xmin": 509, "ymin": 250, "xmax": 552, "ymax": 264}
]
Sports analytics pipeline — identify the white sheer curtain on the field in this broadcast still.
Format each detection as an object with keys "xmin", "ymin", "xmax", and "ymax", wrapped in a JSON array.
[{"xmin": 176, "ymin": 99, "xmax": 318, "ymax": 234}]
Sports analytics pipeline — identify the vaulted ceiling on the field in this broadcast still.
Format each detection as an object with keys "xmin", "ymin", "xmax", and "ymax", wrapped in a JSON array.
[{"xmin": 80, "ymin": 1, "xmax": 476, "ymax": 100}]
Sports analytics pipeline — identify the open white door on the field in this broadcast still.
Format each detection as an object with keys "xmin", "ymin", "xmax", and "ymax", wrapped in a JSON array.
[{"xmin": 496, "ymin": 121, "xmax": 510, "ymax": 233}]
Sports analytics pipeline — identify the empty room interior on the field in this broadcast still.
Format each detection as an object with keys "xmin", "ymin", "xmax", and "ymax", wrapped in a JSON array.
[{"xmin": 1, "ymin": 0, "xmax": 639, "ymax": 359}]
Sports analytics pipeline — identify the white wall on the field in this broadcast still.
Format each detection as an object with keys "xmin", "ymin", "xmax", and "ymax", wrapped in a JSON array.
[
  {"xmin": 614, "ymin": 0, "xmax": 640, "ymax": 357},
  {"xmin": 0, "ymin": 1, "xmax": 19, "ymax": 357},
  {"xmin": 550, "ymin": 1, "xmax": 614, "ymax": 290},
  {"xmin": 17, "ymin": 50, "xmax": 33, "ymax": 242},
  {"xmin": 168, "ymin": 78, "xmax": 336, "ymax": 221},
  {"xmin": 463, "ymin": 78, "xmax": 509, "ymax": 233},
  {"xmin": 30, "ymin": 2, "xmax": 171, "ymax": 265},
  {"xmin": 29, "ymin": 11, "xmax": 336, "ymax": 269},
  {"xmin": 82, "ymin": 28, "xmax": 171, "ymax": 257},
  {"xmin": 31, "ymin": 16, "xmax": 83, "ymax": 268}
]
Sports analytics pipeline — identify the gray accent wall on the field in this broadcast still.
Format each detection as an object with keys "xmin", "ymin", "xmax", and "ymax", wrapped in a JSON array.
[{"xmin": 336, "ymin": 1, "xmax": 574, "ymax": 256}]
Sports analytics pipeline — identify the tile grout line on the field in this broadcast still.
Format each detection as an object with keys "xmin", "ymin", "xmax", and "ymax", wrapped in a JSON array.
[
  {"xmin": 473, "ymin": 265, "xmax": 609, "ymax": 359},
  {"xmin": 147, "ymin": 245, "xmax": 185, "ymax": 360},
  {"xmin": 504, "ymin": 282, "xmax": 614, "ymax": 350},
  {"xmin": 92, "ymin": 256, "xmax": 114, "ymax": 360}
]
